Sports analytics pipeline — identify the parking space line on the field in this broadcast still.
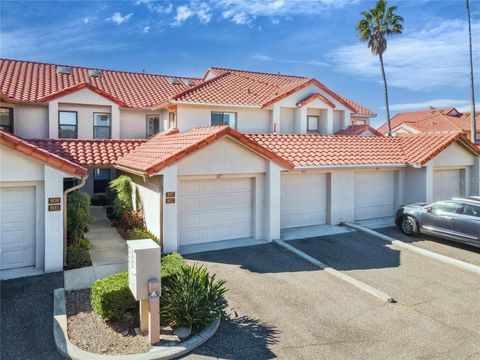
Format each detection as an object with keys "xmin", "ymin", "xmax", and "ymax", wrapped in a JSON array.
[
  {"xmin": 342, "ymin": 222, "xmax": 480, "ymax": 275},
  {"xmin": 273, "ymin": 239, "xmax": 397, "ymax": 303}
]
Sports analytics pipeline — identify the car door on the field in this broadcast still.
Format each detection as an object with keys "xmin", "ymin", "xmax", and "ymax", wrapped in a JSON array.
[
  {"xmin": 420, "ymin": 201, "xmax": 462, "ymax": 236},
  {"xmin": 453, "ymin": 203, "xmax": 480, "ymax": 245}
]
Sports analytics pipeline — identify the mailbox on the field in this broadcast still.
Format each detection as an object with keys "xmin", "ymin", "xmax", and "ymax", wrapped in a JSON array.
[{"xmin": 127, "ymin": 239, "xmax": 161, "ymax": 301}]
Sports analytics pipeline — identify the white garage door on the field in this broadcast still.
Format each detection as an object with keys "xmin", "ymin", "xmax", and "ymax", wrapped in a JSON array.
[
  {"xmin": 354, "ymin": 171, "xmax": 395, "ymax": 221},
  {"xmin": 281, "ymin": 173, "xmax": 327, "ymax": 229},
  {"xmin": 433, "ymin": 169, "xmax": 462, "ymax": 201},
  {"xmin": 179, "ymin": 178, "xmax": 253, "ymax": 246},
  {"xmin": 0, "ymin": 187, "xmax": 36, "ymax": 270}
]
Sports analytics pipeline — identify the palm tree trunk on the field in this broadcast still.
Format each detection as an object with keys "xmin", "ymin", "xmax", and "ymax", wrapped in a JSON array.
[
  {"xmin": 466, "ymin": 0, "xmax": 477, "ymax": 143},
  {"xmin": 379, "ymin": 52, "xmax": 392, "ymax": 136}
]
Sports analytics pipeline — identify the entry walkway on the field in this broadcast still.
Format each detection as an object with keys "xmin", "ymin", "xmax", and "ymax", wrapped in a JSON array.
[{"xmin": 64, "ymin": 206, "xmax": 127, "ymax": 290}]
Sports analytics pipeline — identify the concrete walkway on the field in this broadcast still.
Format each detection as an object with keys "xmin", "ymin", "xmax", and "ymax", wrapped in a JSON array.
[{"xmin": 64, "ymin": 206, "xmax": 127, "ymax": 290}]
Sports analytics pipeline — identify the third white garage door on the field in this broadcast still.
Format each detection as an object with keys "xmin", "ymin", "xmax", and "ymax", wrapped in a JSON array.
[
  {"xmin": 354, "ymin": 171, "xmax": 395, "ymax": 221},
  {"xmin": 179, "ymin": 178, "xmax": 253, "ymax": 246},
  {"xmin": 433, "ymin": 169, "xmax": 463, "ymax": 201},
  {"xmin": 281, "ymin": 173, "xmax": 327, "ymax": 229}
]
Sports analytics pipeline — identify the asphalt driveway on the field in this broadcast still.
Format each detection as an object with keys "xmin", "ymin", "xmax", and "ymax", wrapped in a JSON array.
[
  {"xmin": 1, "ymin": 272, "xmax": 64, "ymax": 360},
  {"xmin": 184, "ymin": 232, "xmax": 480, "ymax": 359}
]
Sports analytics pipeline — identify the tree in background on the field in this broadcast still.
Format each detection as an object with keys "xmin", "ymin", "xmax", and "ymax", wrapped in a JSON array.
[{"xmin": 357, "ymin": 0, "xmax": 403, "ymax": 137}]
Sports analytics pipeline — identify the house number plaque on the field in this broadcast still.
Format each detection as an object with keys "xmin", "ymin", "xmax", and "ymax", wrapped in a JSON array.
[
  {"xmin": 165, "ymin": 191, "xmax": 175, "ymax": 204},
  {"xmin": 165, "ymin": 192, "xmax": 175, "ymax": 198},
  {"xmin": 48, "ymin": 197, "xmax": 61, "ymax": 211},
  {"xmin": 166, "ymin": 198, "xmax": 175, "ymax": 204}
]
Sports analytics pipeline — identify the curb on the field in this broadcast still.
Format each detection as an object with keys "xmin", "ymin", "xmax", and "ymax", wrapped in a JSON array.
[
  {"xmin": 342, "ymin": 222, "xmax": 480, "ymax": 275},
  {"xmin": 53, "ymin": 288, "xmax": 220, "ymax": 360},
  {"xmin": 273, "ymin": 239, "xmax": 397, "ymax": 303}
]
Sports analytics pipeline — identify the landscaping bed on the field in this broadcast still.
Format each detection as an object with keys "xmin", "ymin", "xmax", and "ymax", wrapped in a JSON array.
[
  {"xmin": 65, "ymin": 289, "xmax": 181, "ymax": 355},
  {"xmin": 63, "ymin": 253, "xmax": 228, "ymax": 356}
]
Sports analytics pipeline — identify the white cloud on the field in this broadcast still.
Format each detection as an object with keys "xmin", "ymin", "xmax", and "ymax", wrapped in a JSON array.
[
  {"xmin": 218, "ymin": 0, "xmax": 355, "ymax": 25},
  {"xmin": 106, "ymin": 12, "xmax": 133, "ymax": 25},
  {"xmin": 327, "ymin": 18, "xmax": 480, "ymax": 91},
  {"xmin": 135, "ymin": 0, "xmax": 173, "ymax": 14},
  {"xmin": 143, "ymin": 25, "xmax": 151, "ymax": 33},
  {"xmin": 172, "ymin": 2, "xmax": 211, "ymax": 26},
  {"xmin": 252, "ymin": 54, "xmax": 327, "ymax": 67},
  {"xmin": 82, "ymin": 17, "xmax": 90, "ymax": 24}
]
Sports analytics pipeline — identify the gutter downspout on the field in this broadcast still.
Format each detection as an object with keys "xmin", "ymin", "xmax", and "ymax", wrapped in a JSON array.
[{"xmin": 63, "ymin": 175, "xmax": 88, "ymax": 266}]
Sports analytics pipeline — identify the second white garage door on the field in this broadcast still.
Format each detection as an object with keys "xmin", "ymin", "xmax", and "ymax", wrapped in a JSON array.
[
  {"xmin": 354, "ymin": 171, "xmax": 395, "ymax": 221},
  {"xmin": 433, "ymin": 169, "xmax": 463, "ymax": 201},
  {"xmin": 281, "ymin": 173, "xmax": 327, "ymax": 229},
  {"xmin": 0, "ymin": 187, "xmax": 36, "ymax": 270},
  {"xmin": 179, "ymin": 178, "xmax": 253, "ymax": 246}
]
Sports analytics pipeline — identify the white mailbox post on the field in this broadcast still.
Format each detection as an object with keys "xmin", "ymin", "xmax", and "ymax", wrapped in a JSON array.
[{"xmin": 127, "ymin": 239, "xmax": 161, "ymax": 344}]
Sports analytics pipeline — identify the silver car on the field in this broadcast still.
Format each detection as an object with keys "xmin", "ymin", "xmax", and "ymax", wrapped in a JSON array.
[{"xmin": 395, "ymin": 197, "xmax": 480, "ymax": 248}]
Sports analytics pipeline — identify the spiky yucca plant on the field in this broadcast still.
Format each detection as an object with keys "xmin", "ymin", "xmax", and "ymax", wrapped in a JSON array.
[{"xmin": 161, "ymin": 264, "xmax": 228, "ymax": 332}]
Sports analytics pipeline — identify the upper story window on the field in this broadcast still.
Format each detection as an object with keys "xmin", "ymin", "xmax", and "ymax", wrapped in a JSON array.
[
  {"xmin": 307, "ymin": 115, "xmax": 319, "ymax": 132},
  {"xmin": 211, "ymin": 112, "xmax": 236, "ymax": 128},
  {"xmin": 0, "ymin": 107, "xmax": 14, "ymax": 134},
  {"xmin": 59, "ymin": 111, "xmax": 78, "ymax": 138},
  {"xmin": 353, "ymin": 119, "xmax": 367, "ymax": 125},
  {"xmin": 93, "ymin": 113, "xmax": 111, "ymax": 139},
  {"xmin": 168, "ymin": 112, "xmax": 176, "ymax": 129},
  {"xmin": 146, "ymin": 115, "xmax": 160, "ymax": 138}
]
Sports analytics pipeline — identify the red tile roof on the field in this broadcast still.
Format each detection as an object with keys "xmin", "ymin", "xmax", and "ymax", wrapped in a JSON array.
[
  {"xmin": 115, "ymin": 126, "xmax": 294, "ymax": 175},
  {"xmin": 335, "ymin": 124, "xmax": 384, "ymax": 137},
  {"xmin": 378, "ymin": 108, "xmax": 480, "ymax": 134},
  {"xmin": 1, "ymin": 59, "xmax": 375, "ymax": 116},
  {"xmin": 28, "ymin": 138, "xmax": 146, "ymax": 166},
  {"xmin": 174, "ymin": 67, "xmax": 375, "ymax": 116},
  {"xmin": 245, "ymin": 132, "xmax": 479, "ymax": 168},
  {"xmin": 0, "ymin": 130, "xmax": 87, "ymax": 176},
  {"xmin": 0, "ymin": 59, "xmax": 201, "ymax": 108}
]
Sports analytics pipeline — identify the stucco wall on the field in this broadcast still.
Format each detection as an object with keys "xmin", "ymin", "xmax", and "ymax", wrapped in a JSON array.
[
  {"xmin": 280, "ymin": 107, "xmax": 295, "ymax": 134},
  {"xmin": 403, "ymin": 167, "xmax": 427, "ymax": 203},
  {"xmin": 120, "ymin": 109, "xmax": 169, "ymax": 139},
  {"xmin": 177, "ymin": 137, "xmax": 268, "ymax": 175},
  {"xmin": 0, "ymin": 103, "xmax": 49, "ymax": 139},
  {"xmin": 431, "ymin": 143, "xmax": 475, "ymax": 167},
  {"xmin": 176, "ymin": 104, "xmax": 271, "ymax": 133}
]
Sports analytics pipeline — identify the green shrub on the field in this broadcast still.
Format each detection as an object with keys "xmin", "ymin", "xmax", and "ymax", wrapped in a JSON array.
[
  {"xmin": 125, "ymin": 227, "xmax": 158, "ymax": 241},
  {"xmin": 67, "ymin": 191, "xmax": 92, "ymax": 244},
  {"xmin": 66, "ymin": 238, "xmax": 92, "ymax": 269},
  {"xmin": 161, "ymin": 253, "xmax": 187, "ymax": 280},
  {"xmin": 161, "ymin": 264, "xmax": 227, "ymax": 332},
  {"xmin": 109, "ymin": 176, "xmax": 133, "ymax": 218},
  {"xmin": 91, "ymin": 272, "xmax": 136, "ymax": 321}
]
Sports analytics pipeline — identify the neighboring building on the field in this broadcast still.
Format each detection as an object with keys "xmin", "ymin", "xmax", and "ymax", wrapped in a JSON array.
[
  {"xmin": 1, "ymin": 58, "xmax": 479, "ymax": 274},
  {"xmin": 378, "ymin": 107, "xmax": 480, "ymax": 143}
]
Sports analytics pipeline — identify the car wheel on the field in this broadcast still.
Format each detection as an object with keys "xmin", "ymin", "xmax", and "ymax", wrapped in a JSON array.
[{"xmin": 400, "ymin": 216, "xmax": 419, "ymax": 236}]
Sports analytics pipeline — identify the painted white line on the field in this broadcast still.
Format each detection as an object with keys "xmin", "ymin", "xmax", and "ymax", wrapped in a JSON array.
[
  {"xmin": 342, "ymin": 222, "xmax": 480, "ymax": 275},
  {"xmin": 273, "ymin": 239, "xmax": 397, "ymax": 303}
]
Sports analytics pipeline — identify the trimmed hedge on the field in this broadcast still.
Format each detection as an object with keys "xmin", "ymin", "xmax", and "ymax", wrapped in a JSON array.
[
  {"xmin": 66, "ymin": 238, "xmax": 92, "ymax": 270},
  {"xmin": 125, "ymin": 227, "xmax": 158, "ymax": 242},
  {"xmin": 109, "ymin": 175, "xmax": 133, "ymax": 218},
  {"xmin": 91, "ymin": 272, "xmax": 136, "ymax": 321},
  {"xmin": 161, "ymin": 253, "xmax": 187, "ymax": 281},
  {"xmin": 67, "ymin": 191, "xmax": 92, "ymax": 244}
]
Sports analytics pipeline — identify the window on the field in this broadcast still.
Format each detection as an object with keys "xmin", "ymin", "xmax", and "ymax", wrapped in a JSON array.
[
  {"xmin": 211, "ymin": 112, "xmax": 236, "ymax": 128},
  {"xmin": 168, "ymin": 112, "xmax": 176, "ymax": 129},
  {"xmin": 307, "ymin": 115, "xmax": 319, "ymax": 132},
  {"xmin": 431, "ymin": 201, "xmax": 462, "ymax": 216},
  {"xmin": 0, "ymin": 107, "xmax": 14, "ymax": 133},
  {"xmin": 146, "ymin": 115, "xmax": 160, "ymax": 137},
  {"xmin": 94, "ymin": 169, "xmax": 111, "ymax": 194},
  {"xmin": 59, "ymin": 111, "xmax": 78, "ymax": 138},
  {"xmin": 460, "ymin": 203, "xmax": 480, "ymax": 217},
  {"xmin": 353, "ymin": 119, "xmax": 367, "ymax": 125},
  {"xmin": 93, "ymin": 113, "xmax": 111, "ymax": 139}
]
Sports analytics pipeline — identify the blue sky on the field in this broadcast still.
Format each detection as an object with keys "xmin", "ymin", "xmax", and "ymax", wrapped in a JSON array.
[{"xmin": 1, "ymin": 0, "xmax": 479, "ymax": 127}]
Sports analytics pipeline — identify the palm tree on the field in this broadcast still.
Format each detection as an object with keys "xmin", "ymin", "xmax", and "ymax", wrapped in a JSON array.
[
  {"xmin": 357, "ymin": 0, "xmax": 403, "ymax": 137},
  {"xmin": 466, "ymin": 0, "xmax": 477, "ymax": 143}
]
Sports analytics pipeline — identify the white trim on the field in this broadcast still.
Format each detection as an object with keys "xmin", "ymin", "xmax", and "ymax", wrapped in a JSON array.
[{"xmin": 292, "ymin": 163, "xmax": 408, "ymax": 170}]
